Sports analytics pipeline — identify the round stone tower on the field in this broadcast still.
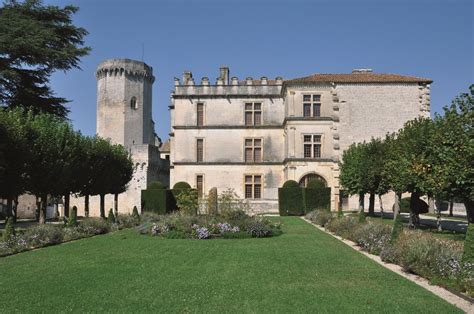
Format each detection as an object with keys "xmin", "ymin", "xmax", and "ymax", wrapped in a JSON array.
[{"xmin": 96, "ymin": 59, "xmax": 155, "ymax": 149}]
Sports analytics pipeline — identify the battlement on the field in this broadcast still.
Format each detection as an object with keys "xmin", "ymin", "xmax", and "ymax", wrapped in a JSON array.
[
  {"xmin": 96, "ymin": 58, "xmax": 155, "ymax": 82},
  {"xmin": 173, "ymin": 66, "xmax": 283, "ymax": 96}
]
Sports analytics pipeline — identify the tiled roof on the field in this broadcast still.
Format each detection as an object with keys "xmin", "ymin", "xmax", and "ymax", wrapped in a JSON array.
[
  {"xmin": 285, "ymin": 73, "xmax": 432, "ymax": 85},
  {"xmin": 159, "ymin": 139, "xmax": 170, "ymax": 152}
]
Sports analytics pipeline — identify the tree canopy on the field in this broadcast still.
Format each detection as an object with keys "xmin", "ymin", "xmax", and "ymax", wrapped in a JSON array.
[{"xmin": 0, "ymin": 0, "xmax": 90, "ymax": 118}]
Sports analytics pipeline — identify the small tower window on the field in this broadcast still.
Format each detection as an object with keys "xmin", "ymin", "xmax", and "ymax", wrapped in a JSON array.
[{"xmin": 130, "ymin": 97, "xmax": 138, "ymax": 110}]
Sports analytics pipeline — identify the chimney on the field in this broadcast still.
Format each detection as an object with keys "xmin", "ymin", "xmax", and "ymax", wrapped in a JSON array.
[
  {"xmin": 183, "ymin": 71, "xmax": 193, "ymax": 84},
  {"xmin": 352, "ymin": 68, "xmax": 373, "ymax": 73},
  {"xmin": 219, "ymin": 66, "xmax": 229, "ymax": 85}
]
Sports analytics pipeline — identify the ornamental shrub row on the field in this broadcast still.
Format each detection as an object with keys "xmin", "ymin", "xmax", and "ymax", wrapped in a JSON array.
[
  {"xmin": 141, "ymin": 181, "xmax": 197, "ymax": 214},
  {"xmin": 278, "ymin": 180, "xmax": 330, "ymax": 216},
  {"xmin": 305, "ymin": 211, "xmax": 473, "ymax": 297}
]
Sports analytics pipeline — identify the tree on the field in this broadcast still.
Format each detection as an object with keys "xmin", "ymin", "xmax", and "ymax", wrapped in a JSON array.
[
  {"xmin": 384, "ymin": 118, "xmax": 437, "ymax": 227},
  {"xmin": 108, "ymin": 144, "xmax": 133, "ymax": 217},
  {"xmin": 0, "ymin": 0, "xmax": 90, "ymax": 118},
  {"xmin": 432, "ymin": 85, "xmax": 474, "ymax": 223},
  {"xmin": 364, "ymin": 138, "xmax": 389, "ymax": 216},
  {"xmin": 339, "ymin": 142, "xmax": 367, "ymax": 212},
  {"xmin": 0, "ymin": 107, "xmax": 31, "ymax": 218},
  {"xmin": 26, "ymin": 112, "xmax": 70, "ymax": 223}
]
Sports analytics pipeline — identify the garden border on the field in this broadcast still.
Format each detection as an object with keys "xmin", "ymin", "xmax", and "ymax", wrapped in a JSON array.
[{"xmin": 301, "ymin": 217, "xmax": 474, "ymax": 313}]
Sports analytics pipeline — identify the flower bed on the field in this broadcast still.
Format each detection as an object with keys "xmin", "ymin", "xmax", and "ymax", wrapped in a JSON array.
[
  {"xmin": 305, "ymin": 210, "xmax": 473, "ymax": 297},
  {"xmin": 0, "ymin": 214, "xmax": 140, "ymax": 257},
  {"xmin": 136, "ymin": 211, "xmax": 282, "ymax": 239}
]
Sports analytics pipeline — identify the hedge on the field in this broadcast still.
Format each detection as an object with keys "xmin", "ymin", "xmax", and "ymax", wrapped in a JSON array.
[
  {"xmin": 303, "ymin": 187, "xmax": 331, "ymax": 213},
  {"xmin": 141, "ymin": 189, "xmax": 176, "ymax": 214},
  {"xmin": 278, "ymin": 187, "xmax": 304, "ymax": 216}
]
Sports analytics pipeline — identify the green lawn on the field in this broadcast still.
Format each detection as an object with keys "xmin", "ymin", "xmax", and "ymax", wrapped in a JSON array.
[{"xmin": 0, "ymin": 217, "xmax": 461, "ymax": 313}]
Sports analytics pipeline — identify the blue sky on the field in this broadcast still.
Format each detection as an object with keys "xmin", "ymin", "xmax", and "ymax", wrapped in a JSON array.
[{"xmin": 46, "ymin": 0, "xmax": 473, "ymax": 140}]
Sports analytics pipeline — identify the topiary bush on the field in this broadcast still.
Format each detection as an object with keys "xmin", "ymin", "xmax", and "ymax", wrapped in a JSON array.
[
  {"xmin": 173, "ymin": 181, "xmax": 191, "ymax": 190},
  {"xmin": 3, "ymin": 217, "xmax": 15, "ymax": 241},
  {"xmin": 68, "ymin": 206, "xmax": 78, "ymax": 227},
  {"xmin": 207, "ymin": 187, "xmax": 218, "ymax": 216},
  {"xmin": 142, "ymin": 188, "xmax": 175, "ymax": 214},
  {"xmin": 282, "ymin": 180, "xmax": 299, "ymax": 188},
  {"xmin": 303, "ymin": 187, "xmax": 331, "ymax": 213},
  {"xmin": 358, "ymin": 210, "xmax": 366, "ymax": 223},
  {"xmin": 148, "ymin": 181, "xmax": 166, "ymax": 190},
  {"xmin": 307, "ymin": 180, "xmax": 326, "ymax": 189},
  {"xmin": 463, "ymin": 223, "xmax": 474, "ymax": 264},
  {"xmin": 108, "ymin": 208, "xmax": 116, "ymax": 223},
  {"xmin": 278, "ymin": 180, "xmax": 304, "ymax": 216}
]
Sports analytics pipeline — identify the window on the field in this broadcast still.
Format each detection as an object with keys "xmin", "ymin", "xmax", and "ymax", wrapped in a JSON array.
[
  {"xmin": 196, "ymin": 139, "xmax": 204, "ymax": 162},
  {"xmin": 130, "ymin": 97, "xmax": 138, "ymax": 110},
  {"xmin": 302, "ymin": 94, "xmax": 321, "ymax": 117},
  {"xmin": 244, "ymin": 102, "xmax": 262, "ymax": 126},
  {"xmin": 244, "ymin": 138, "xmax": 262, "ymax": 162},
  {"xmin": 197, "ymin": 103, "xmax": 204, "ymax": 126},
  {"xmin": 245, "ymin": 175, "xmax": 262, "ymax": 199},
  {"xmin": 303, "ymin": 134, "xmax": 322, "ymax": 158},
  {"xmin": 196, "ymin": 175, "xmax": 203, "ymax": 198}
]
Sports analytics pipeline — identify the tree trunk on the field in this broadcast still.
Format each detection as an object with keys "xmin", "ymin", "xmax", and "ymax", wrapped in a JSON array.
[
  {"xmin": 436, "ymin": 206, "xmax": 442, "ymax": 232},
  {"xmin": 368, "ymin": 192, "xmax": 375, "ymax": 216},
  {"xmin": 35, "ymin": 196, "xmax": 41, "ymax": 222},
  {"xmin": 114, "ymin": 193, "xmax": 118, "ymax": 218},
  {"xmin": 84, "ymin": 195, "xmax": 90, "ymax": 218},
  {"xmin": 449, "ymin": 200, "xmax": 453, "ymax": 217},
  {"xmin": 64, "ymin": 193, "xmax": 70, "ymax": 217},
  {"xmin": 13, "ymin": 197, "xmax": 18, "ymax": 222},
  {"xmin": 393, "ymin": 192, "xmax": 401, "ymax": 220},
  {"xmin": 379, "ymin": 194, "xmax": 384, "ymax": 219},
  {"xmin": 409, "ymin": 192, "xmax": 421, "ymax": 229},
  {"xmin": 100, "ymin": 194, "xmax": 105, "ymax": 218},
  {"xmin": 428, "ymin": 196, "xmax": 435, "ymax": 214},
  {"xmin": 464, "ymin": 198, "xmax": 474, "ymax": 224},
  {"xmin": 39, "ymin": 194, "xmax": 47, "ymax": 224},
  {"xmin": 6, "ymin": 198, "xmax": 13, "ymax": 218},
  {"xmin": 358, "ymin": 193, "xmax": 365, "ymax": 213}
]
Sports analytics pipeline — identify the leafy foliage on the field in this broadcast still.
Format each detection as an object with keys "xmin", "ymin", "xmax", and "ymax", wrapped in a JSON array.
[
  {"xmin": 3, "ymin": 217, "xmax": 15, "ymax": 241},
  {"xmin": 108, "ymin": 209, "xmax": 116, "ymax": 223},
  {"xmin": 68, "ymin": 206, "xmax": 77, "ymax": 227},
  {"xmin": 174, "ymin": 188, "xmax": 198, "ymax": 215},
  {"xmin": 463, "ymin": 223, "xmax": 474, "ymax": 264},
  {"xmin": 0, "ymin": 0, "xmax": 90, "ymax": 118},
  {"xmin": 282, "ymin": 180, "xmax": 299, "ymax": 188}
]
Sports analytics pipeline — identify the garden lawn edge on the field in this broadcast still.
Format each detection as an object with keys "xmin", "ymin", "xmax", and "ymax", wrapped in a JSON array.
[{"xmin": 301, "ymin": 217, "xmax": 474, "ymax": 313}]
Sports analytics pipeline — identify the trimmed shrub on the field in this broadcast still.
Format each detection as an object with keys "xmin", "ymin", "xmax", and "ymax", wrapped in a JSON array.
[
  {"xmin": 141, "ymin": 188, "xmax": 175, "ymax": 214},
  {"xmin": 303, "ymin": 187, "xmax": 331, "ymax": 213},
  {"xmin": 132, "ymin": 206, "xmax": 140, "ymax": 219},
  {"xmin": 282, "ymin": 180, "xmax": 299, "ymax": 188},
  {"xmin": 173, "ymin": 181, "xmax": 191, "ymax": 190},
  {"xmin": 108, "ymin": 208, "xmax": 116, "ymax": 223},
  {"xmin": 148, "ymin": 181, "xmax": 166, "ymax": 190},
  {"xmin": 358, "ymin": 210, "xmax": 366, "ymax": 223},
  {"xmin": 307, "ymin": 180, "xmax": 326, "ymax": 189},
  {"xmin": 462, "ymin": 223, "xmax": 474, "ymax": 263},
  {"xmin": 247, "ymin": 220, "xmax": 273, "ymax": 238},
  {"xmin": 207, "ymin": 187, "xmax": 218, "ymax": 216},
  {"xmin": 4, "ymin": 217, "xmax": 15, "ymax": 241},
  {"xmin": 390, "ymin": 214, "xmax": 404, "ymax": 244},
  {"xmin": 24, "ymin": 225, "xmax": 64, "ymax": 246},
  {"xmin": 68, "ymin": 206, "xmax": 78, "ymax": 227},
  {"xmin": 278, "ymin": 187, "xmax": 304, "ymax": 216}
]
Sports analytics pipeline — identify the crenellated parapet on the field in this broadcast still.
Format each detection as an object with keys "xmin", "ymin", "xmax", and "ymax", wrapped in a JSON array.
[{"xmin": 96, "ymin": 58, "xmax": 155, "ymax": 83}]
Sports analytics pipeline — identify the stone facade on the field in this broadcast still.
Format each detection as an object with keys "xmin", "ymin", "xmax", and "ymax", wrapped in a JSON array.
[
  {"xmin": 69, "ymin": 59, "xmax": 170, "ymax": 217},
  {"xmin": 170, "ymin": 67, "xmax": 432, "ymax": 213}
]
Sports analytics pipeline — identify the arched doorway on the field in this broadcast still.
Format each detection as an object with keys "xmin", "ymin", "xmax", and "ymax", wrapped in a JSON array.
[{"xmin": 298, "ymin": 173, "xmax": 327, "ymax": 187}]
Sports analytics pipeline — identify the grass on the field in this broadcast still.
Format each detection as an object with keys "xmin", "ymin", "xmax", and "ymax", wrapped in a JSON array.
[{"xmin": 0, "ymin": 217, "xmax": 461, "ymax": 313}]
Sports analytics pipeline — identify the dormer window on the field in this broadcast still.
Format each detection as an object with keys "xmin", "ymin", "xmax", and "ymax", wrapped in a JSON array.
[{"xmin": 130, "ymin": 97, "xmax": 138, "ymax": 110}]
